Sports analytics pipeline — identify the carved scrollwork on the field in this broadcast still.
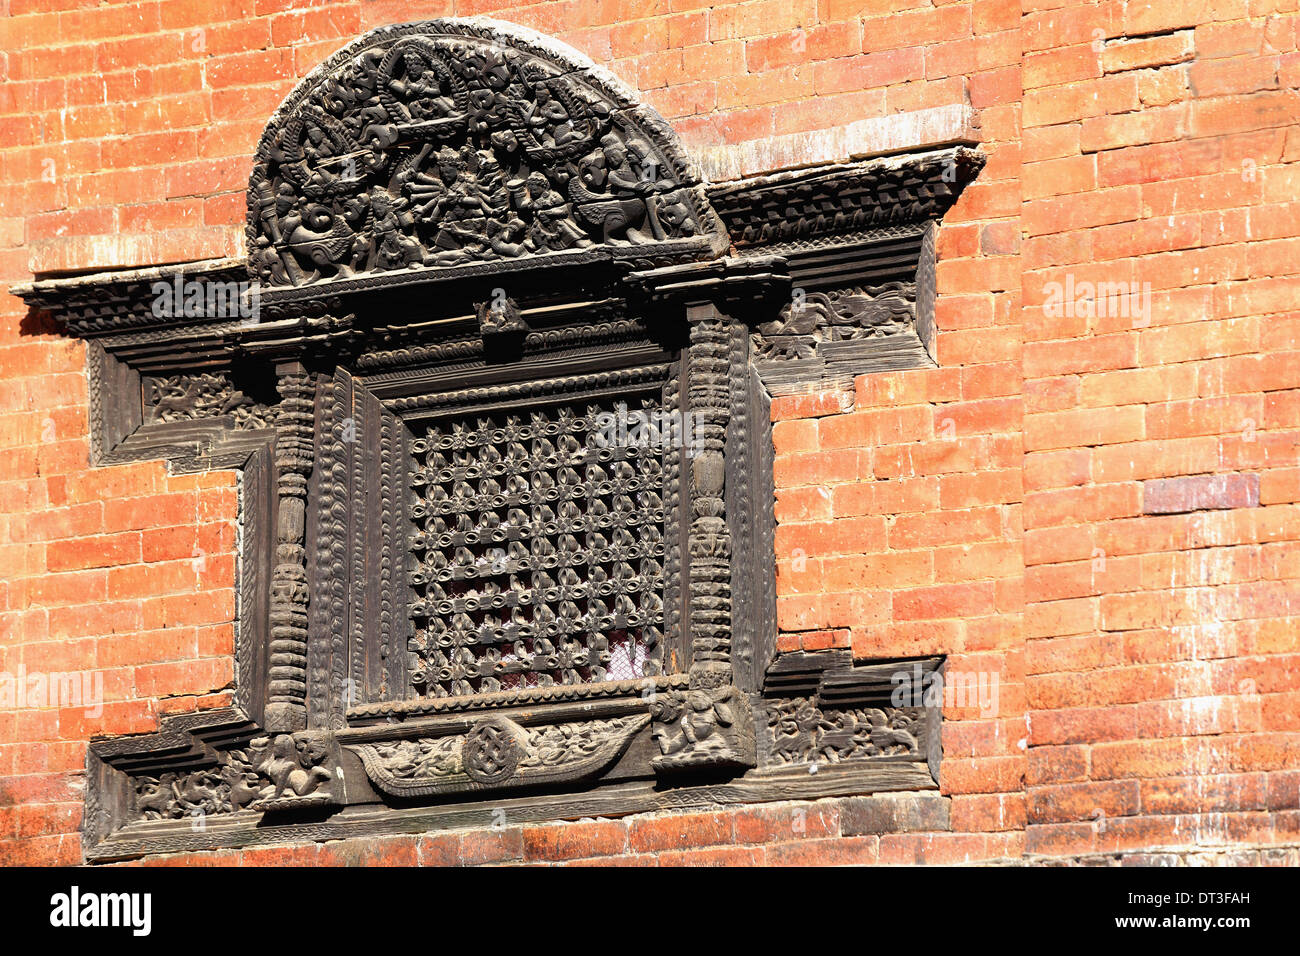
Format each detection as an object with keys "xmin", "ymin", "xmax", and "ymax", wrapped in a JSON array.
[
  {"xmin": 248, "ymin": 19, "xmax": 723, "ymax": 290},
  {"xmin": 348, "ymin": 713, "xmax": 649, "ymax": 796}
]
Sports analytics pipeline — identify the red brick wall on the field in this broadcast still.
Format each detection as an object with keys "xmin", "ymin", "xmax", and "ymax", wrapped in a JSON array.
[
  {"xmin": 0, "ymin": 0, "xmax": 1296, "ymax": 866},
  {"xmin": 1020, "ymin": 0, "xmax": 1300, "ymax": 858}
]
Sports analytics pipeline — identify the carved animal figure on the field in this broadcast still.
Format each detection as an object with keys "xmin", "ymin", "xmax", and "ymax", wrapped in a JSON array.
[
  {"xmin": 770, "ymin": 699, "xmax": 822, "ymax": 763},
  {"xmin": 863, "ymin": 709, "xmax": 919, "ymax": 755},
  {"xmin": 134, "ymin": 779, "xmax": 176, "ymax": 818},
  {"xmin": 220, "ymin": 761, "xmax": 263, "ymax": 811},
  {"xmin": 253, "ymin": 734, "xmax": 332, "ymax": 800}
]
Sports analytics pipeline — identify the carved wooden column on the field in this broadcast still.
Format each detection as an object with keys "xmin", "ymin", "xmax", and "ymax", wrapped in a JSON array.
[
  {"xmin": 627, "ymin": 257, "xmax": 789, "ymax": 773},
  {"xmin": 265, "ymin": 361, "xmax": 314, "ymax": 732},
  {"xmin": 645, "ymin": 300, "xmax": 755, "ymax": 772},
  {"xmin": 685, "ymin": 302, "xmax": 732, "ymax": 677}
]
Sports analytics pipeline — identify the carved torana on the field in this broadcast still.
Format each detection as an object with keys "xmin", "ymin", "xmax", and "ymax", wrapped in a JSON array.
[{"xmin": 247, "ymin": 20, "xmax": 724, "ymax": 292}]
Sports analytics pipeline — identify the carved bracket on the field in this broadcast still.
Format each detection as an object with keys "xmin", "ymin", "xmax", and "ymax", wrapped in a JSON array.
[{"xmin": 649, "ymin": 683, "xmax": 755, "ymax": 772}]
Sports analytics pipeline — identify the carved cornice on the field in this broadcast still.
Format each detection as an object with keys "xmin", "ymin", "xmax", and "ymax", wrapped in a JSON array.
[
  {"xmin": 708, "ymin": 145, "xmax": 985, "ymax": 249},
  {"xmin": 12, "ymin": 258, "xmax": 248, "ymax": 339}
]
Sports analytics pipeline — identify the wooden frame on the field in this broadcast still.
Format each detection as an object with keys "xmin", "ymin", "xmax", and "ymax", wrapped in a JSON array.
[{"xmin": 15, "ymin": 17, "xmax": 981, "ymax": 861}]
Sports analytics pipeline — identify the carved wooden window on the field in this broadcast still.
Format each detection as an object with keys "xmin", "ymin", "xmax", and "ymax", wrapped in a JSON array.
[{"xmin": 16, "ymin": 18, "xmax": 979, "ymax": 860}]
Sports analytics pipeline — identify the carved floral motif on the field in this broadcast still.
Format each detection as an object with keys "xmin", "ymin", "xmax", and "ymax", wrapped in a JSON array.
[
  {"xmin": 764, "ymin": 698, "xmax": 923, "ymax": 766},
  {"xmin": 350, "ymin": 713, "xmax": 648, "ymax": 795}
]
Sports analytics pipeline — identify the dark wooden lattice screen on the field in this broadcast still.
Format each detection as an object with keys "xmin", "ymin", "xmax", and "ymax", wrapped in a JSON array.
[{"xmin": 408, "ymin": 397, "xmax": 669, "ymax": 697}]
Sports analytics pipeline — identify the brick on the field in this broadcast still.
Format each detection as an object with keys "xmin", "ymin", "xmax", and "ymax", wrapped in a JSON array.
[
  {"xmin": 1025, "ymin": 483, "xmax": 1141, "ymax": 527},
  {"xmin": 238, "ymin": 844, "xmax": 321, "ymax": 866},
  {"xmin": 732, "ymin": 802, "xmax": 839, "ymax": 844},
  {"xmin": 763, "ymin": 835, "xmax": 878, "ymax": 865},
  {"xmin": 894, "ymin": 581, "xmax": 998, "ymax": 620},
  {"xmin": 46, "ymin": 532, "xmax": 141, "ymax": 571},
  {"xmin": 1029, "ymin": 780, "xmax": 1141, "ymax": 824},
  {"xmin": 627, "ymin": 811, "xmax": 734, "ymax": 852},
  {"xmin": 1193, "ymin": 91, "xmax": 1300, "ymax": 137},
  {"xmin": 316, "ymin": 835, "xmax": 419, "ymax": 867},
  {"xmin": 840, "ymin": 793, "xmax": 950, "ymax": 835},
  {"xmin": 1146, "ymin": 395, "xmax": 1262, "ymax": 439},
  {"xmin": 522, "ymin": 821, "xmax": 627, "ymax": 861},
  {"xmin": 878, "ymin": 832, "xmax": 998, "ymax": 864},
  {"xmin": 1127, "ymin": 0, "xmax": 1249, "ymax": 34},
  {"xmin": 457, "ymin": 827, "xmax": 524, "ymax": 866},
  {"xmin": 1026, "ymin": 406, "xmax": 1145, "ymax": 451},
  {"xmin": 657, "ymin": 845, "xmax": 765, "ymax": 866},
  {"xmin": 1102, "ymin": 31, "xmax": 1194, "ymax": 73},
  {"xmin": 1143, "ymin": 474, "xmax": 1262, "ymax": 514},
  {"xmin": 890, "ymin": 507, "xmax": 1002, "ymax": 549}
]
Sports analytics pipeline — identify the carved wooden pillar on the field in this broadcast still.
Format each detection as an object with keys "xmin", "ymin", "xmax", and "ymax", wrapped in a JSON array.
[
  {"xmin": 265, "ymin": 362, "xmax": 314, "ymax": 732},
  {"xmin": 685, "ymin": 303, "xmax": 733, "ymax": 679},
  {"xmin": 647, "ymin": 300, "xmax": 756, "ymax": 772}
]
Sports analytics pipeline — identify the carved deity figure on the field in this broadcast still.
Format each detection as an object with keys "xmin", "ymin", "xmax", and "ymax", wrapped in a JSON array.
[
  {"xmin": 519, "ymin": 171, "xmax": 589, "ymax": 251},
  {"xmin": 570, "ymin": 132, "xmax": 656, "ymax": 243},
  {"xmin": 650, "ymin": 686, "xmax": 739, "ymax": 756},
  {"xmin": 366, "ymin": 187, "xmax": 422, "ymax": 270},
  {"xmin": 389, "ymin": 50, "xmax": 455, "ymax": 121}
]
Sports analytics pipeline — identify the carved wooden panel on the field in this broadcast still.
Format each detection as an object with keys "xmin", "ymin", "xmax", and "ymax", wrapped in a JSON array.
[{"xmin": 247, "ymin": 19, "xmax": 726, "ymax": 297}]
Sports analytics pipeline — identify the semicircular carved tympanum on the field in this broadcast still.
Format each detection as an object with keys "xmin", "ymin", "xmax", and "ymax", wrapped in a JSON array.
[{"xmin": 246, "ymin": 18, "xmax": 727, "ymax": 292}]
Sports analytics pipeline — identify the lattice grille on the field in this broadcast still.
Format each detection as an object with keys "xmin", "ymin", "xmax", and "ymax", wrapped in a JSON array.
[{"xmin": 407, "ymin": 399, "xmax": 667, "ymax": 697}]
